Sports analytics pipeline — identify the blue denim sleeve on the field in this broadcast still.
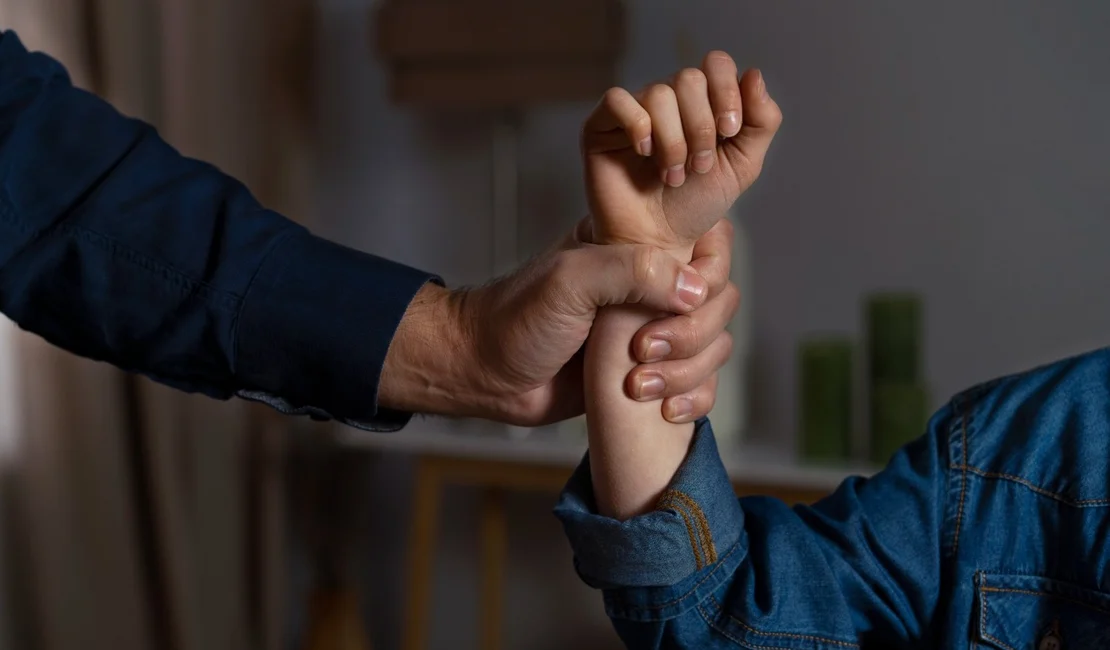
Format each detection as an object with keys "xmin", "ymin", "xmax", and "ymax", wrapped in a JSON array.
[
  {"xmin": 0, "ymin": 31, "xmax": 434, "ymax": 431},
  {"xmin": 556, "ymin": 410, "xmax": 952, "ymax": 648}
]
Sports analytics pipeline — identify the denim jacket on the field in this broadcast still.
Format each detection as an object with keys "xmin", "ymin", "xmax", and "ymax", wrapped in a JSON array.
[{"xmin": 556, "ymin": 348, "xmax": 1110, "ymax": 649}]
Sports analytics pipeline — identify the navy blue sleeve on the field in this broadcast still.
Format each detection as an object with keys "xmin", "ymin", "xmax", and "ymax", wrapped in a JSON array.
[{"xmin": 0, "ymin": 30, "xmax": 435, "ymax": 430}]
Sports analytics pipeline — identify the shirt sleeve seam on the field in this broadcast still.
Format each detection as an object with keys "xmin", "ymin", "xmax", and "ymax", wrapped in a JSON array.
[
  {"xmin": 1, "ymin": 194, "xmax": 244, "ymax": 312},
  {"xmin": 229, "ymin": 225, "xmax": 303, "ymax": 375}
]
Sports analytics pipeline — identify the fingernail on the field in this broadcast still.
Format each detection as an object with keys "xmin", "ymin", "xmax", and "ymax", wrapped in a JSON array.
[
  {"xmin": 642, "ymin": 337, "xmax": 672, "ymax": 362},
  {"xmin": 667, "ymin": 397, "xmax": 695, "ymax": 422},
  {"xmin": 635, "ymin": 374, "xmax": 666, "ymax": 400},
  {"xmin": 677, "ymin": 269, "xmax": 707, "ymax": 307},
  {"xmin": 638, "ymin": 136, "xmax": 652, "ymax": 157},
  {"xmin": 692, "ymin": 150, "xmax": 715, "ymax": 174},
  {"xmin": 718, "ymin": 111, "xmax": 740, "ymax": 137},
  {"xmin": 665, "ymin": 164, "xmax": 686, "ymax": 187},
  {"xmin": 757, "ymin": 70, "xmax": 769, "ymax": 101}
]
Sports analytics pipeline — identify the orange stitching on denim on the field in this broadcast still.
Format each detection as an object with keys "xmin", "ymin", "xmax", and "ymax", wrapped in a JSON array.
[
  {"xmin": 662, "ymin": 490, "xmax": 718, "ymax": 564},
  {"xmin": 980, "ymin": 586, "xmax": 1110, "ymax": 616},
  {"xmin": 624, "ymin": 541, "xmax": 743, "ymax": 612},
  {"xmin": 947, "ymin": 464, "xmax": 1110, "ymax": 507},
  {"xmin": 952, "ymin": 407, "xmax": 969, "ymax": 555},
  {"xmin": 657, "ymin": 491, "xmax": 704, "ymax": 569},
  {"xmin": 707, "ymin": 595, "xmax": 861, "ymax": 648}
]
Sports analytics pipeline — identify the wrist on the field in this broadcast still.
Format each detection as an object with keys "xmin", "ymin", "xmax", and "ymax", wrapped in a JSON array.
[{"xmin": 378, "ymin": 282, "xmax": 480, "ymax": 418}]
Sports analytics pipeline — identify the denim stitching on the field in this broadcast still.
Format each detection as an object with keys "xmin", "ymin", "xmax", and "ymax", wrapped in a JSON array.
[
  {"xmin": 660, "ymin": 489, "xmax": 718, "ymax": 564},
  {"xmin": 657, "ymin": 491, "xmax": 704, "ymax": 569},
  {"xmin": 980, "ymin": 586, "xmax": 1110, "ymax": 616},
  {"xmin": 952, "ymin": 406, "xmax": 970, "ymax": 555},
  {"xmin": 708, "ymin": 595, "xmax": 861, "ymax": 648},
  {"xmin": 978, "ymin": 574, "xmax": 1018, "ymax": 650},
  {"xmin": 665, "ymin": 491, "xmax": 715, "ymax": 563},
  {"xmin": 618, "ymin": 540, "xmax": 743, "ymax": 613},
  {"xmin": 699, "ymin": 602, "xmax": 860, "ymax": 650},
  {"xmin": 949, "ymin": 465, "xmax": 1110, "ymax": 507}
]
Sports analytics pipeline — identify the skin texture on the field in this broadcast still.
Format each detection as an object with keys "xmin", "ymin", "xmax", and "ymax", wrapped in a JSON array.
[
  {"xmin": 582, "ymin": 52, "xmax": 783, "ymax": 520},
  {"xmin": 377, "ymin": 215, "xmax": 739, "ymax": 427}
]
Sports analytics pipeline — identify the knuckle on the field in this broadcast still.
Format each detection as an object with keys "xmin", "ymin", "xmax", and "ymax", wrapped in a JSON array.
[
  {"xmin": 697, "ymin": 384, "xmax": 718, "ymax": 413},
  {"xmin": 718, "ymin": 217, "xmax": 735, "ymax": 241},
  {"xmin": 676, "ymin": 67, "xmax": 707, "ymax": 88},
  {"xmin": 629, "ymin": 245, "xmax": 658, "ymax": 288},
  {"xmin": 681, "ymin": 316, "xmax": 702, "ymax": 354},
  {"xmin": 630, "ymin": 112, "xmax": 652, "ymax": 134},
  {"xmin": 766, "ymin": 103, "xmax": 785, "ymax": 130},
  {"xmin": 645, "ymin": 82, "xmax": 676, "ymax": 103},
  {"xmin": 692, "ymin": 123, "xmax": 718, "ymax": 143},
  {"xmin": 718, "ymin": 331, "xmax": 735, "ymax": 362},
  {"xmin": 723, "ymin": 282, "xmax": 742, "ymax": 312},
  {"xmin": 704, "ymin": 50, "xmax": 736, "ymax": 70},
  {"xmin": 602, "ymin": 86, "xmax": 626, "ymax": 107},
  {"xmin": 661, "ymin": 138, "xmax": 688, "ymax": 159}
]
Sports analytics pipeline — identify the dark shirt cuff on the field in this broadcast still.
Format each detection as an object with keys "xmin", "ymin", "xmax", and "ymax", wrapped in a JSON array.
[
  {"xmin": 234, "ymin": 229, "xmax": 438, "ymax": 431},
  {"xmin": 554, "ymin": 419, "xmax": 745, "ymax": 593}
]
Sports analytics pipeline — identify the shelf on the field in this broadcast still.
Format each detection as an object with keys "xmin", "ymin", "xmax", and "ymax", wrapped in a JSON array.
[{"xmin": 336, "ymin": 418, "xmax": 877, "ymax": 493}]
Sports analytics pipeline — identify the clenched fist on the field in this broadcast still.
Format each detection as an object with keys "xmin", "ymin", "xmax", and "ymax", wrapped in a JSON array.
[{"xmin": 583, "ymin": 51, "xmax": 783, "ymax": 250}]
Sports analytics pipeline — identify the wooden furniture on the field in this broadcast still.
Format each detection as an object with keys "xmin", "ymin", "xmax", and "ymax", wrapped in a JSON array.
[{"xmin": 338, "ymin": 419, "xmax": 875, "ymax": 650}]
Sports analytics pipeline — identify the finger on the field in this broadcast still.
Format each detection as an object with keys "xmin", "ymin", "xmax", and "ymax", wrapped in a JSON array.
[
  {"xmin": 582, "ymin": 86, "xmax": 653, "ymax": 156},
  {"xmin": 640, "ymin": 82, "xmax": 687, "ymax": 187},
  {"xmin": 673, "ymin": 67, "xmax": 717, "ymax": 175},
  {"xmin": 626, "ymin": 331, "xmax": 732, "ymax": 401},
  {"xmin": 703, "ymin": 50, "xmax": 742, "ymax": 138},
  {"xmin": 632, "ymin": 282, "xmax": 739, "ymax": 363},
  {"xmin": 723, "ymin": 68, "xmax": 784, "ymax": 187},
  {"xmin": 662, "ymin": 374, "xmax": 718, "ymax": 424},
  {"xmin": 688, "ymin": 219, "xmax": 734, "ymax": 298},
  {"xmin": 558, "ymin": 243, "xmax": 709, "ymax": 316}
]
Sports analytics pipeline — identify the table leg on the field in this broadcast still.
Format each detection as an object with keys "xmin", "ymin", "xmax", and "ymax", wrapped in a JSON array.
[
  {"xmin": 403, "ymin": 457, "xmax": 442, "ymax": 650},
  {"xmin": 480, "ymin": 488, "xmax": 507, "ymax": 650}
]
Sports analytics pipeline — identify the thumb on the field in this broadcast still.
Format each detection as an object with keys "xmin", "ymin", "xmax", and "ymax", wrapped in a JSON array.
[
  {"xmin": 724, "ymin": 68, "xmax": 783, "ymax": 188},
  {"xmin": 562, "ymin": 243, "xmax": 709, "ymax": 315}
]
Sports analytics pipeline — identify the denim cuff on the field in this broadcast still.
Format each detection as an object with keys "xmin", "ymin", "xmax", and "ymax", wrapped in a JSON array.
[
  {"xmin": 555, "ymin": 419, "xmax": 745, "ymax": 598},
  {"xmin": 235, "ymin": 229, "xmax": 439, "ymax": 431}
]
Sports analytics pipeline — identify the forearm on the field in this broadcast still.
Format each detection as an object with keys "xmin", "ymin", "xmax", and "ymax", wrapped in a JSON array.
[
  {"xmin": 585, "ymin": 305, "xmax": 696, "ymax": 519},
  {"xmin": 583, "ymin": 237, "xmax": 699, "ymax": 519}
]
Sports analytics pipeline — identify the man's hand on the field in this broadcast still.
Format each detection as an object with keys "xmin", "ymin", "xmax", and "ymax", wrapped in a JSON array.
[
  {"xmin": 583, "ymin": 51, "xmax": 782, "ymax": 249},
  {"xmin": 377, "ymin": 220, "xmax": 739, "ymax": 427}
]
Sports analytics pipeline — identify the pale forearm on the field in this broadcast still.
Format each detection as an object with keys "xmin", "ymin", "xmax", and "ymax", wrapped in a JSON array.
[{"xmin": 585, "ymin": 303, "xmax": 696, "ymax": 520}]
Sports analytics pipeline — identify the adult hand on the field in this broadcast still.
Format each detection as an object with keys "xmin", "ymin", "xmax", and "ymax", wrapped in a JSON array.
[{"xmin": 378, "ymin": 218, "xmax": 739, "ymax": 427}]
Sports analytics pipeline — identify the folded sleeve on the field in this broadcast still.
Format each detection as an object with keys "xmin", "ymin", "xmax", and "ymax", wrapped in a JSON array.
[
  {"xmin": 555, "ymin": 409, "xmax": 953, "ymax": 648},
  {"xmin": 0, "ymin": 30, "xmax": 435, "ymax": 430}
]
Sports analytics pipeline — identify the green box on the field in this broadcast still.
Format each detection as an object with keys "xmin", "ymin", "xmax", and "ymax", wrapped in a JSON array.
[
  {"xmin": 870, "ymin": 381, "xmax": 929, "ymax": 465},
  {"xmin": 866, "ymin": 292, "xmax": 922, "ymax": 383},
  {"xmin": 798, "ymin": 337, "xmax": 854, "ymax": 462}
]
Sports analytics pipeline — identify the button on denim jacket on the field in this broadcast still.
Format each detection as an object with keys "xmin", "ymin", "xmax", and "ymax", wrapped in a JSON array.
[{"xmin": 556, "ymin": 349, "xmax": 1110, "ymax": 648}]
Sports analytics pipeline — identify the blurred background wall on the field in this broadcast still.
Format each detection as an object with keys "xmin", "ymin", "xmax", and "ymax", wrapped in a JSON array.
[
  {"xmin": 2, "ymin": 1, "xmax": 1110, "ymax": 649},
  {"xmin": 314, "ymin": 1, "xmax": 1110, "ymax": 648}
]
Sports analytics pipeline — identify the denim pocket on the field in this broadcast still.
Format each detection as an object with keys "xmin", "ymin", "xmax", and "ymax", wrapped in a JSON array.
[{"xmin": 975, "ymin": 572, "xmax": 1110, "ymax": 649}]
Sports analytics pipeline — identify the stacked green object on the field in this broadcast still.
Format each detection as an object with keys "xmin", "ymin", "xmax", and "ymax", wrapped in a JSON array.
[
  {"xmin": 799, "ymin": 337, "xmax": 853, "ymax": 462},
  {"xmin": 866, "ymin": 293, "xmax": 921, "ymax": 382},
  {"xmin": 870, "ymin": 382, "xmax": 929, "ymax": 464},
  {"xmin": 866, "ymin": 293, "xmax": 927, "ymax": 464}
]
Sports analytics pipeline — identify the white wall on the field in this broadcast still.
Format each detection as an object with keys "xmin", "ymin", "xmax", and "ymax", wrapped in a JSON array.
[{"xmin": 313, "ymin": 0, "xmax": 1110, "ymax": 647}]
